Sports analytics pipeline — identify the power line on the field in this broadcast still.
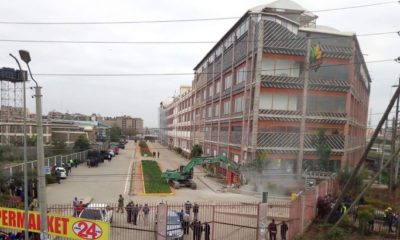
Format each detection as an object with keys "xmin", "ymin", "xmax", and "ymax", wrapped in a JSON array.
[
  {"xmin": 0, "ymin": 1, "xmax": 396, "ymax": 25},
  {"xmin": 30, "ymin": 59, "xmax": 394, "ymax": 77},
  {"xmin": 0, "ymin": 31, "xmax": 396, "ymax": 45}
]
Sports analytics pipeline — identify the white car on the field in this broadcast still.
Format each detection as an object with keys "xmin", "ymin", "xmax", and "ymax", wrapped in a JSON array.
[
  {"xmin": 55, "ymin": 167, "xmax": 67, "ymax": 179},
  {"xmin": 108, "ymin": 150, "xmax": 115, "ymax": 157},
  {"xmin": 79, "ymin": 203, "xmax": 113, "ymax": 223}
]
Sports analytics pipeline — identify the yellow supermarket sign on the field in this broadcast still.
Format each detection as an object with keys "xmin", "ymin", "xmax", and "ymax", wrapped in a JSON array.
[{"xmin": 0, "ymin": 207, "xmax": 110, "ymax": 240}]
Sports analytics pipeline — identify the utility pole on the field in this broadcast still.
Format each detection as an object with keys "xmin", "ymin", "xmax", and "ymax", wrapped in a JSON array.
[
  {"xmin": 390, "ymin": 116, "xmax": 397, "ymax": 192},
  {"xmin": 297, "ymin": 34, "xmax": 311, "ymax": 180},
  {"xmin": 19, "ymin": 50, "xmax": 48, "ymax": 240},
  {"xmin": 394, "ymin": 77, "xmax": 400, "ymax": 186},
  {"xmin": 379, "ymin": 120, "xmax": 388, "ymax": 183}
]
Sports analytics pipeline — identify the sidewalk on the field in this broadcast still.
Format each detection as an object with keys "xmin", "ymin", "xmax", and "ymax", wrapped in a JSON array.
[{"xmin": 130, "ymin": 143, "xmax": 144, "ymax": 195}]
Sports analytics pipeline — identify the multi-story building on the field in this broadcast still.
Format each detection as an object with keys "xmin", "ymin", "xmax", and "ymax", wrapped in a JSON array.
[
  {"xmin": 160, "ymin": 0, "xmax": 370, "ymax": 182},
  {"xmin": 103, "ymin": 116, "xmax": 144, "ymax": 136},
  {"xmin": 160, "ymin": 86, "xmax": 194, "ymax": 156}
]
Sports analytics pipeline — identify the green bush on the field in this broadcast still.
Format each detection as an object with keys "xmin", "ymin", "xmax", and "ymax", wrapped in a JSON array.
[
  {"xmin": 142, "ymin": 160, "xmax": 171, "ymax": 193},
  {"xmin": 327, "ymin": 227, "xmax": 346, "ymax": 240},
  {"xmin": 357, "ymin": 205, "xmax": 374, "ymax": 235},
  {"xmin": 175, "ymin": 147, "xmax": 182, "ymax": 154},
  {"xmin": 139, "ymin": 141, "xmax": 152, "ymax": 157},
  {"xmin": 191, "ymin": 144, "xmax": 203, "ymax": 158}
]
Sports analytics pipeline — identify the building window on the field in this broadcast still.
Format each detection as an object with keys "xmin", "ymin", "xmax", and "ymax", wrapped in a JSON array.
[
  {"xmin": 223, "ymin": 100, "xmax": 230, "ymax": 115},
  {"xmin": 224, "ymin": 35, "xmax": 233, "ymax": 49},
  {"xmin": 214, "ymin": 103, "xmax": 220, "ymax": 116},
  {"xmin": 207, "ymin": 106, "xmax": 212, "ymax": 117},
  {"xmin": 236, "ymin": 65, "xmax": 247, "ymax": 84},
  {"xmin": 234, "ymin": 96, "xmax": 243, "ymax": 113},
  {"xmin": 224, "ymin": 74, "xmax": 232, "ymax": 90},
  {"xmin": 307, "ymin": 96, "xmax": 346, "ymax": 113},
  {"xmin": 261, "ymin": 59, "xmax": 302, "ymax": 77},
  {"xmin": 260, "ymin": 93, "xmax": 300, "ymax": 111},
  {"xmin": 236, "ymin": 20, "xmax": 249, "ymax": 38},
  {"xmin": 216, "ymin": 46, "xmax": 222, "ymax": 57},
  {"xmin": 208, "ymin": 85, "xmax": 213, "ymax": 97},
  {"xmin": 203, "ymin": 89, "xmax": 207, "ymax": 100},
  {"xmin": 215, "ymin": 81, "xmax": 221, "ymax": 94}
]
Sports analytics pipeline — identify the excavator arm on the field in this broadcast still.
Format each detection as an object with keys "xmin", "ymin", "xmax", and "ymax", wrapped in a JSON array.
[{"xmin": 181, "ymin": 154, "xmax": 239, "ymax": 174}]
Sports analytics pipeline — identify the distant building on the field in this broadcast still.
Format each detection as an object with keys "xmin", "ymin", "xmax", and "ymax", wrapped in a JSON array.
[{"xmin": 102, "ymin": 116, "xmax": 144, "ymax": 136}]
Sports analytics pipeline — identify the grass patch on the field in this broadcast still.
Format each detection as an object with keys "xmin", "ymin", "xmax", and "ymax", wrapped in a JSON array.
[
  {"xmin": 142, "ymin": 160, "xmax": 171, "ymax": 193},
  {"xmin": 139, "ymin": 141, "xmax": 152, "ymax": 157}
]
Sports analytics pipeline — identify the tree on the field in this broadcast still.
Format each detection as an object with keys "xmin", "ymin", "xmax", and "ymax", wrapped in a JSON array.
[
  {"xmin": 27, "ymin": 135, "xmax": 37, "ymax": 147},
  {"xmin": 108, "ymin": 125, "xmax": 122, "ymax": 142},
  {"xmin": 52, "ymin": 140, "xmax": 67, "ymax": 155},
  {"xmin": 191, "ymin": 144, "xmax": 203, "ymax": 158},
  {"xmin": 74, "ymin": 136, "xmax": 90, "ymax": 151},
  {"xmin": 245, "ymin": 150, "xmax": 269, "ymax": 174},
  {"xmin": 314, "ymin": 129, "xmax": 332, "ymax": 171}
]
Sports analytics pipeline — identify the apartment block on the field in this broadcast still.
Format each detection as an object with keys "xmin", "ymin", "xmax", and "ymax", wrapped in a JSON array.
[{"xmin": 159, "ymin": 0, "xmax": 370, "ymax": 181}]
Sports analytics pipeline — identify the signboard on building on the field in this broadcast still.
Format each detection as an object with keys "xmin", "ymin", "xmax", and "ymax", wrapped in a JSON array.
[
  {"xmin": 0, "ymin": 207, "xmax": 110, "ymax": 240},
  {"xmin": 309, "ymin": 43, "xmax": 322, "ymax": 72}
]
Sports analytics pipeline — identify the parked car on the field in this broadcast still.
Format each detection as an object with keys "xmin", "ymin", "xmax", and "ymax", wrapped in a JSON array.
[
  {"xmin": 79, "ymin": 203, "xmax": 113, "ymax": 223},
  {"xmin": 55, "ymin": 167, "xmax": 67, "ymax": 179},
  {"xmin": 118, "ymin": 142, "xmax": 125, "ymax": 149},
  {"xmin": 113, "ymin": 146, "xmax": 119, "ymax": 155},
  {"xmin": 100, "ymin": 150, "xmax": 112, "ymax": 161},
  {"xmin": 155, "ymin": 210, "xmax": 183, "ymax": 240},
  {"xmin": 108, "ymin": 149, "xmax": 115, "ymax": 157}
]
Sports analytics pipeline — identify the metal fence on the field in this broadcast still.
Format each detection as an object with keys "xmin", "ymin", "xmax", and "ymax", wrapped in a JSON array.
[
  {"xmin": 0, "ymin": 180, "xmax": 337, "ymax": 240},
  {"xmin": 0, "ymin": 150, "xmax": 89, "ymax": 180}
]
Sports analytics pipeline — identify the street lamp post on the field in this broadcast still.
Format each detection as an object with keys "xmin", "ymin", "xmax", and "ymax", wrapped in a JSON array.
[
  {"xmin": 9, "ymin": 53, "xmax": 29, "ymax": 240},
  {"xmin": 19, "ymin": 50, "xmax": 48, "ymax": 240}
]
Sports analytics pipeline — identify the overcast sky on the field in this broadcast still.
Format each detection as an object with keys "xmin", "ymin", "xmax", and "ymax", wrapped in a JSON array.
[{"xmin": 0, "ymin": 0, "xmax": 399, "ymax": 127}]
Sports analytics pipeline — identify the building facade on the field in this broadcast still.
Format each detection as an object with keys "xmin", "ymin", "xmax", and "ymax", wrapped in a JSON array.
[
  {"xmin": 103, "ymin": 116, "xmax": 144, "ymax": 136},
  {"xmin": 159, "ymin": 0, "xmax": 370, "ymax": 179}
]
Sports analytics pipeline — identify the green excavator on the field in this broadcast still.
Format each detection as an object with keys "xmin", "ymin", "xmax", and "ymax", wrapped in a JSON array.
[{"xmin": 161, "ymin": 154, "xmax": 240, "ymax": 189}]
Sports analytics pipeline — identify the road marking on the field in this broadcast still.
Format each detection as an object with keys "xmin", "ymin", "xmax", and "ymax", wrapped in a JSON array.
[{"xmin": 124, "ymin": 143, "xmax": 135, "ymax": 195}]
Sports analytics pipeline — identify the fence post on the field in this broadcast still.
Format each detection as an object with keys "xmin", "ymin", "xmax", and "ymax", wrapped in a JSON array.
[
  {"xmin": 212, "ymin": 205, "xmax": 215, "ymax": 240},
  {"xmin": 258, "ymin": 203, "xmax": 268, "ymax": 240},
  {"xmin": 300, "ymin": 195, "xmax": 305, "ymax": 233},
  {"xmin": 47, "ymin": 158, "xmax": 50, "ymax": 167},
  {"xmin": 156, "ymin": 203, "xmax": 168, "ymax": 240}
]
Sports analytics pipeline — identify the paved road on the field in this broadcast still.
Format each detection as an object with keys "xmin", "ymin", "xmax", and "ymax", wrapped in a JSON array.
[{"xmin": 47, "ymin": 141, "xmax": 135, "ymax": 204}]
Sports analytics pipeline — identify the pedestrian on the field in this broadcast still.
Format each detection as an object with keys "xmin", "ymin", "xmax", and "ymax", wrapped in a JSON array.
[
  {"xmin": 191, "ymin": 220, "xmax": 203, "ymax": 240},
  {"xmin": 184, "ymin": 200, "xmax": 192, "ymax": 217},
  {"xmin": 193, "ymin": 202, "xmax": 199, "ymax": 221},
  {"xmin": 157, "ymin": 152, "xmax": 160, "ymax": 158},
  {"xmin": 55, "ymin": 169, "xmax": 61, "ymax": 184},
  {"xmin": 125, "ymin": 202, "xmax": 133, "ymax": 223},
  {"xmin": 29, "ymin": 198, "xmax": 38, "ymax": 211},
  {"xmin": 73, "ymin": 197, "xmax": 79, "ymax": 217},
  {"xmin": 183, "ymin": 212, "xmax": 190, "ymax": 235},
  {"xmin": 138, "ymin": 204, "xmax": 144, "ymax": 224},
  {"xmin": 67, "ymin": 162, "xmax": 72, "ymax": 174},
  {"xmin": 132, "ymin": 204, "xmax": 139, "ymax": 225},
  {"xmin": 9, "ymin": 181, "xmax": 15, "ymax": 196},
  {"xmin": 143, "ymin": 204, "xmax": 150, "ymax": 225},
  {"xmin": 177, "ymin": 209, "xmax": 184, "ymax": 223},
  {"xmin": 117, "ymin": 194, "xmax": 124, "ymax": 213},
  {"xmin": 76, "ymin": 201, "xmax": 84, "ymax": 216},
  {"xmin": 388, "ymin": 212, "xmax": 395, "ymax": 232},
  {"xmin": 268, "ymin": 219, "xmax": 277, "ymax": 240},
  {"xmin": 280, "ymin": 221, "xmax": 288, "ymax": 240},
  {"xmin": 69, "ymin": 159, "xmax": 74, "ymax": 172},
  {"xmin": 203, "ymin": 222, "xmax": 211, "ymax": 240}
]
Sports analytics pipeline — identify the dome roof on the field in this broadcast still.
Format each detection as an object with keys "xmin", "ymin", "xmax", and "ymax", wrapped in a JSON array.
[{"xmin": 250, "ymin": 0, "xmax": 307, "ymax": 13}]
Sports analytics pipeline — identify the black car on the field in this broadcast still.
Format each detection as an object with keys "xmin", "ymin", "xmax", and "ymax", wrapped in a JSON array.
[{"xmin": 100, "ymin": 150, "xmax": 112, "ymax": 160}]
